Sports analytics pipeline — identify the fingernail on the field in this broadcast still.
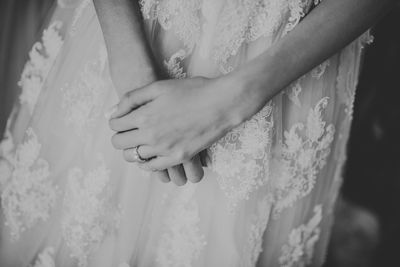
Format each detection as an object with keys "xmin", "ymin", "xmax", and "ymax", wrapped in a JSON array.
[{"xmin": 104, "ymin": 105, "xmax": 118, "ymax": 120}]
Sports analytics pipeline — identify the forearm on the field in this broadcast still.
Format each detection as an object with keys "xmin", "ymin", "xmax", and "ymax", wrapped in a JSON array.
[
  {"xmin": 230, "ymin": 0, "xmax": 394, "ymax": 122},
  {"xmin": 93, "ymin": 0, "xmax": 157, "ymax": 96}
]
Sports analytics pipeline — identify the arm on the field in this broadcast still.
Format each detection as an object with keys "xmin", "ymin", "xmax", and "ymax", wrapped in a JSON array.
[
  {"xmin": 93, "ymin": 0, "xmax": 157, "ymax": 97},
  {"xmin": 230, "ymin": 0, "xmax": 395, "ymax": 123},
  {"xmin": 93, "ymin": 0, "xmax": 204, "ymax": 185},
  {"xmin": 109, "ymin": 0, "xmax": 395, "ymax": 171}
]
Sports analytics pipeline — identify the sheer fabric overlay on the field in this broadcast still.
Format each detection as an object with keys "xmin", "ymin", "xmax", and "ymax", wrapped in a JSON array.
[{"xmin": 0, "ymin": 0, "xmax": 372, "ymax": 266}]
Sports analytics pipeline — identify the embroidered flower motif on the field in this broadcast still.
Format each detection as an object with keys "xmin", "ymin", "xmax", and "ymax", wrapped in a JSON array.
[
  {"xmin": 360, "ymin": 30, "xmax": 374, "ymax": 48},
  {"xmin": 287, "ymin": 80, "xmax": 302, "ymax": 108},
  {"xmin": 61, "ymin": 46, "xmax": 108, "ymax": 135},
  {"xmin": 70, "ymin": 0, "xmax": 92, "ymax": 36},
  {"xmin": 279, "ymin": 205, "xmax": 322, "ymax": 267},
  {"xmin": 0, "ymin": 124, "xmax": 15, "ymax": 189},
  {"xmin": 313, "ymin": 0, "xmax": 322, "ymax": 5},
  {"xmin": 31, "ymin": 247, "xmax": 56, "ymax": 267},
  {"xmin": 164, "ymin": 50, "xmax": 187, "ymax": 79},
  {"xmin": 141, "ymin": 0, "xmax": 202, "ymax": 51},
  {"xmin": 62, "ymin": 159, "xmax": 115, "ymax": 267},
  {"xmin": 282, "ymin": 0, "xmax": 309, "ymax": 36},
  {"xmin": 1, "ymin": 128, "xmax": 57, "ymax": 240},
  {"xmin": 271, "ymin": 97, "xmax": 334, "ymax": 215},
  {"xmin": 19, "ymin": 21, "xmax": 64, "ymax": 114},
  {"xmin": 156, "ymin": 184, "xmax": 206, "ymax": 267},
  {"xmin": 212, "ymin": 0, "xmax": 287, "ymax": 70},
  {"xmin": 210, "ymin": 103, "xmax": 274, "ymax": 208},
  {"xmin": 311, "ymin": 60, "xmax": 330, "ymax": 79},
  {"xmin": 242, "ymin": 196, "xmax": 273, "ymax": 267}
]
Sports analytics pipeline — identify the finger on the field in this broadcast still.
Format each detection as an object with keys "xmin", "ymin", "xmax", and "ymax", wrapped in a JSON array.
[
  {"xmin": 152, "ymin": 170, "xmax": 170, "ymax": 183},
  {"xmin": 167, "ymin": 165, "xmax": 187, "ymax": 186},
  {"xmin": 137, "ymin": 145, "xmax": 159, "ymax": 160},
  {"xmin": 111, "ymin": 84, "xmax": 160, "ymax": 119},
  {"xmin": 138, "ymin": 156, "xmax": 178, "ymax": 172},
  {"xmin": 199, "ymin": 150, "xmax": 209, "ymax": 167},
  {"xmin": 183, "ymin": 155, "xmax": 204, "ymax": 183},
  {"xmin": 111, "ymin": 130, "xmax": 148, "ymax": 150},
  {"xmin": 109, "ymin": 108, "xmax": 145, "ymax": 132}
]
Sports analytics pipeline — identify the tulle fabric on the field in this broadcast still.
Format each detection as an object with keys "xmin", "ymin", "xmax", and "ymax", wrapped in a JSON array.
[{"xmin": 0, "ymin": 0, "xmax": 371, "ymax": 266}]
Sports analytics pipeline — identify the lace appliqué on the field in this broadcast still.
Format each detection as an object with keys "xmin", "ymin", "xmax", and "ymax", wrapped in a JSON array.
[
  {"xmin": 242, "ymin": 196, "xmax": 273, "ymax": 267},
  {"xmin": 156, "ymin": 184, "xmax": 206, "ymax": 267},
  {"xmin": 61, "ymin": 46, "xmax": 108, "ymax": 135},
  {"xmin": 62, "ymin": 159, "xmax": 116, "ymax": 267},
  {"xmin": 282, "ymin": 0, "xmax": 309, "ymax": 36},
  {"xmin": 1, "ymin": 128, "xmax": 57, "ymax": 240},
  {"xmin": 286, "ymin": 80, "xmax": 302, "ymax": 108},
  {"xmin": 210, "ymin": 103, "xmax": 274, "ymax": 208},
  {"xmin": 311, "ymin": 60, "xmax": 330, "ymax": 79},
  {"xmin": 164, "ymin": 50, "xmax": 187, "ymax": 79},
  {"xmin": 19, "ymin": 21, "xmax": 64, "ymax": 114},
  {"xmin": 30, "ymin": 247, "xmax": 56, "ymax": 267},
  {"xmin": 212, "ymin": 0, "xmax": 287, "ymax": 70},
  {"xmin": 70, "ymin": 0, "xmax": 91, "ymax": 36},
  {"xmin": 271, "ymin": 97, "xmax": 334, "ymax": 216},
  {"xmin": 0, "ymin": 124, "xmax": 15, "ymax": 189},
  {"xmin": 140, "ymin": 0, "xmax": 202, "ymax": 51},
  {"xmin": 279, "ymin": 205, "xmax": 322, "ymax": 267}
]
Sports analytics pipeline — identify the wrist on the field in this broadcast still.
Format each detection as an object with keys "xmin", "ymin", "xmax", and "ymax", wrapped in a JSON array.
[
  {"xmin": 109, "ymin": 59, "xmax": 157, "ymax": 96},
  {"xmin": 221, "ymin": 66, "xmax": 272, "ymax": 128}
]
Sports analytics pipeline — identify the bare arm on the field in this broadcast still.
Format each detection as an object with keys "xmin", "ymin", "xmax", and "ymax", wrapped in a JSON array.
[
  {"xmin": 230, "ymin": 0, "xmax": 395, "ymax": 122},
  {"xmin": 109, "ymin": 0, "xmax": 396, "ymax": 171},
  {"xmin": 93, "ymin": 0, "xmax": 204, "ymax": 185},
  {"xmin": 93, "ymin": 0, "xmax": 156, "ymax": 97}
]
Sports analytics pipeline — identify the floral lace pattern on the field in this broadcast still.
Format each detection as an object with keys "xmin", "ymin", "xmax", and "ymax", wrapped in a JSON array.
[
  {"xmin": 19, "ymin": 21, "xmax": 64, "ymax": 114},
  {"xmin": 61, "ymin": 46, "xmax": 108, "ymax": 135},
  {"xmin": 164, "ymin": 50, "xmax": 187, "ymax": 79},
  {"xmin": 1, "ymin": 128, "xmax": 57, "ymax": 240},
  {"xmin": 210, "ymin": 103, "xmax": 274, "ymax": 208},
  {"xmin": 311, "ymin": 60, "xmax": 330, "ymax": 79},
  {"xmin": 279, "ymin": 205, "xmax": 322, "ymax": 267},
  {"xmin": 282, "ymin": 0, "xmax": 309, "ymax": 36},
  {"xmin": 0, "ymin": 122, "xmax": 15, "ymax": 189},
  {"xmin": 286, "ymin": 80, "xmax": 303, "ymax": 108},
  {"xmin": 212, "ymin": 0, "xmax": 287, "ymax": 70},
  {"xmin": 140, "ymin": 0, "xmax": 202, "ymax": 51},
  {"xmin": 30, "ymin": 247, "xmax": 56, "ymax": 267},
  {"xmin": 70, "ymin": 0, "xmax": 91, "ymax": 36},
  {"xmin": 62, "ymin": 159, "xmax": 115, "ymax": 267},
  {"xmin": 242, "ymin": 196, "xmax": 273, "ymax": 267},
  {"xmin": 271, "ymin": 97, "xmax": 334, "ymax": 215},
  {"xmin": 156, "ymin": 184, "xmax": 206, "ymax": 267}
]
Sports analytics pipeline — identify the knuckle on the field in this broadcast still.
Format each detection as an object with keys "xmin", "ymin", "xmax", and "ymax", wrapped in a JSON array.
[
  {"xmin": 146, "ymin": 130, "xmax": 159, "ymax": 144},
  {"xmin": 174, "ymin": 149, "xmax": 189, "ymax": 162},
  {"xmin": 135, "ymin": 114, "xmax": 147, "ymax": 126}
]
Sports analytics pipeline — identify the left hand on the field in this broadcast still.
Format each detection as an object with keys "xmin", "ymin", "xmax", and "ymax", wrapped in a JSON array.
[{"xmin": 109, "ymin": 76, "xmax": 255, "ymax": 171}]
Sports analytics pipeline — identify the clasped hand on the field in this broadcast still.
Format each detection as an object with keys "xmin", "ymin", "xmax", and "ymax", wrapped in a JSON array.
[{"xmin": 109, "ymin": 75, "xmax": 252, "ymax": 185}]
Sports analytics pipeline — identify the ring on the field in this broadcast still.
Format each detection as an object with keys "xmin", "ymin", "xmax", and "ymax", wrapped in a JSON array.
[{"xmin": 135, "ymin": 146, "xmax": 147, "ymax": 163}]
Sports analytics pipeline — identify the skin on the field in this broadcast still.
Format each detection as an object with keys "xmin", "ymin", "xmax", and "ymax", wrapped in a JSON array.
[
  {"xmin": 109, "ymin": 0, "xmax": 395, "ymax": 173},
  {"xmin": 93, "ymin": 0, "xmax": 204, "ymax": 185}
]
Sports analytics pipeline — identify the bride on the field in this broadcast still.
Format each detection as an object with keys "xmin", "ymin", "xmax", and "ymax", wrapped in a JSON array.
[{"xmin": 0, "ymin": 0, "xmax": 393, "ymax": 266}]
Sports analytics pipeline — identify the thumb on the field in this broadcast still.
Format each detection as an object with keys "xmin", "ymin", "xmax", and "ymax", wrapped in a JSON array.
[{"xmin": 111, "ymin": 82, "xmax": 160, "ymax": 119}]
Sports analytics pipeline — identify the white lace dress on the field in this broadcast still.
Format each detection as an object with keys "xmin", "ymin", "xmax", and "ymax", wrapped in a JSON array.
[{"xmin": 0, "ymin": 0, "xmax": 373, "ymax": 266}]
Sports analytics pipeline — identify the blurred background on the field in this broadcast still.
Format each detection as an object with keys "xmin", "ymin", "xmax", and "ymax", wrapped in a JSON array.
[{"xmin": 0, "ymin": 1, "xmax": 399, "ymax": 266}]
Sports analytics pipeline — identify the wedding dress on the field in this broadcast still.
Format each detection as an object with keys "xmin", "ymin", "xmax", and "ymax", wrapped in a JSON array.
[{"xmin": 0, "ymin": 0, "xmax": 373, "ymax": 266}]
